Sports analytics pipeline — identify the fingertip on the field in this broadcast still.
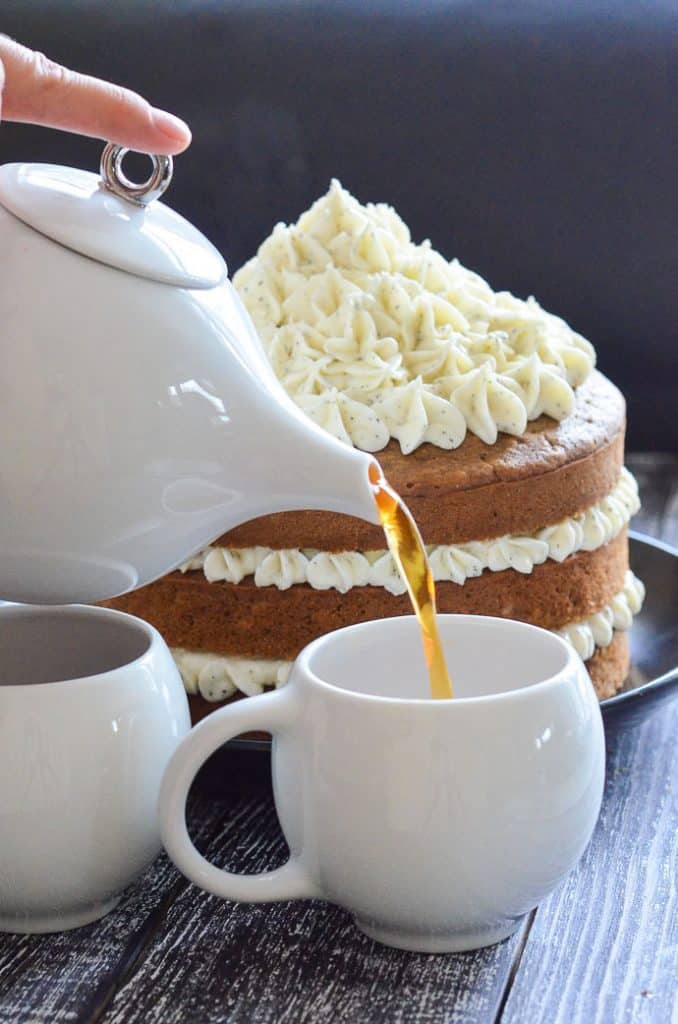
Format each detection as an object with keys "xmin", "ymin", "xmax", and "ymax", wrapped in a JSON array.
[{"xmin": 151, "ymin": 109, "xmax": 192, "ymax": 154}]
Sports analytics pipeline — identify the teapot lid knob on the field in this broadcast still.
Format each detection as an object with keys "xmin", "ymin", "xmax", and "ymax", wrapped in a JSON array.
[
  {"xmin": 100, "ymin": 144, "xmax": 173, "ymax": 206},
  {"xmin": 0, "ymin": 148, "xmax": 227, "ymax": 289}
]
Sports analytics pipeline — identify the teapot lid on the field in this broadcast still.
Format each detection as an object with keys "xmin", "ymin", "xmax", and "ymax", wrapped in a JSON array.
[{"xmin": 0, "ymin": 145, "xmax": 226, "ymax": 290}]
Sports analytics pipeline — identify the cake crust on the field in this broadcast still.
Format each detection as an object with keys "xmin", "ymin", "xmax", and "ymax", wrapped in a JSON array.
[
  {"xmin": 587, "ymin": 631, "xmax": 630, "ymax": 700},
  {"xmin": 218, "ymin": 371, "xmax": 625, "ymax": 549}
]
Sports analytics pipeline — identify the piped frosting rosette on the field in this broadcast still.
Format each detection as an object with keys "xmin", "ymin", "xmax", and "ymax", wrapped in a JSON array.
[{"xmin": 234, "ymin": 180, "xmax": 595, "ymax": 452}]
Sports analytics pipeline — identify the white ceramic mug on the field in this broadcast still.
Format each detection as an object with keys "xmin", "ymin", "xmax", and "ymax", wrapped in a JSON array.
[
  {"xmin": 0, "ymin": 604, "xmax": 190, "ymax": 933},
  {"xmin": 160, "ymin": 615, "xmax": 605, "ymax": 953}
]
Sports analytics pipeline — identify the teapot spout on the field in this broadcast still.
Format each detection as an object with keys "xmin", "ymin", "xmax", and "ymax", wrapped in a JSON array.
[{"xmin": 243, "ymin": 397, "xmax": 382, "ymax": 527}]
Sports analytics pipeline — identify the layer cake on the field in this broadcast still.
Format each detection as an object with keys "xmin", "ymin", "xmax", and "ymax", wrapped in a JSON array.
[{"xmin": 101, "ymin": 182, "xmax": 644, "ymax": 711}]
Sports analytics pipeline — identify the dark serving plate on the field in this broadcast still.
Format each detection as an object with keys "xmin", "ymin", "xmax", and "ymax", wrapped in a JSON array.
[
  {"xmin": 601, "ymin": 531, "xmax": 678, "ymax": 732},
  {"xmin": 208, "ymin": 531, "xmax": 677, "ymax": 777}
]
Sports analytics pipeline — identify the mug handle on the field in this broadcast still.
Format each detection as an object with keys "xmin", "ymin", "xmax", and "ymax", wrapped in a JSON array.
[{"xmin": 159, "ymin": 687, "xmax": 319, "ymax": 902}]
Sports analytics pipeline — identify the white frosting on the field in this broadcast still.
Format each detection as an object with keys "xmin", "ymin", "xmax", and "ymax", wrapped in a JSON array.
[
  {"xmin": 370, "ymin": 377, "xmax": 466, "ymax": 454},
  {"xmin": 233, "ymin": 180, "xmax": 595, "ymax": 453},
  {"xmin": 203, "ymin": 546, "xmax": 268, "ymax": 584},
  {"xmin": 537, "ymin": 467, "xmax": 639, "ymax": 559},
  {"xmin": 254, "ymin": 549, "xmax": 309, "ymax": 590},
  {"xmin": 179, "ymin": 469, "xmax": 639, "ymax": 594},
  {"xmin": 427, "ymin": 542, "xmax": 486, "ymax": 586},
  {"xmin": 294, "ymin": 389, "xmax": 389, "ymax": 452},
  {"xmin": 173, "ymin": 648, "xmax": 291, "ymax": 702},
  {"xmin": 306, "ymin": 551, "xmax": 371, "ymax": 593},
  {"xmin": 170, "ymin": 573, "xmax": 644, "ymax": 702},
  {"xmin": 558, "ymin": 571, "xmax": 645, "ymax": 661}
]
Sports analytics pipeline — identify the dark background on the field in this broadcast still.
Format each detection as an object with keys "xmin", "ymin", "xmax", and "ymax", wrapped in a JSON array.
[{"xmin": 2, "ymin": 0, "xmax": 676, "ymax": 450}]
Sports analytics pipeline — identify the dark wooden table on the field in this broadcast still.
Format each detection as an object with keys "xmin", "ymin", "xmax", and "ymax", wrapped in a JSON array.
[{"xmin": 0, "ymin": 454, "xmax": 676, "ymax": 1024}]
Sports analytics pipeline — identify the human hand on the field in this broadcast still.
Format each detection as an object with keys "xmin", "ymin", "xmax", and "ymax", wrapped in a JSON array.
[{"xmin": 0, "ymin": 35, "xmax": 191, "ymax": 154}]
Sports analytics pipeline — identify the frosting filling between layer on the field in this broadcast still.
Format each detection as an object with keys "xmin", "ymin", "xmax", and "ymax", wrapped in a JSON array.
[
  {"xmin": 172, "ymin": 571, "xmax": 644, "ymax": 702},
  {"xmin": 557, "ymin": 570, "xmax": 644, "ymax": 660},
  {"xmin": 180, "ymin": 468, "xmax": 639, "ymax": 594},
  {"xmin": 175, "ymin": 651, "xmax": 292, "ymax": 703}
]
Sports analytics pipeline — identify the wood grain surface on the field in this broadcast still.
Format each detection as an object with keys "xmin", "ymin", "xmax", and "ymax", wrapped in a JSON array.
[
  {"xmin": 500, "ymin": 703, "xmax": 677, "ymax": 1024},
  {"xmin": 0, "ymin": 803, "xmax": 222, "ymax": 1024},
  {"xmin": 0, "ymin": 453, "xmax": 675, "ymax": 1024},
  {"xmin": 103, "ymin": 799, "xmax": 529, "ymax": 1024}
]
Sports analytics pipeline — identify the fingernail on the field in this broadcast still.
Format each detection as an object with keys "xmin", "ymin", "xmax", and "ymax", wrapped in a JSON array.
[{"xmin": 152, "ymin": 108, "xmax": 191, "ymax": 143}]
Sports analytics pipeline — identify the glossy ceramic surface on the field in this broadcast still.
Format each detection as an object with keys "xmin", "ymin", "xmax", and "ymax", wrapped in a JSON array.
[
  {"xmin": 0, "ymin": 604, "xmax": 191, "ymax": 933},
  {"xmin": 0, "ymin": 162, "xmax": 225, "ymax": 289},
  {"xmin": 0, "ymin": 179, "xmax": 378, "ymax": 605},
  {"xmin": 160, "ymin": 614, "xmax": 605, "ymax": 953}
]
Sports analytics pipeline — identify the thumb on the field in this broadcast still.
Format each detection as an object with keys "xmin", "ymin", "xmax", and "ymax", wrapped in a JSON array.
[{"xmin": 0, "ymin": 36, "xmax": 191, "ymax": 155}]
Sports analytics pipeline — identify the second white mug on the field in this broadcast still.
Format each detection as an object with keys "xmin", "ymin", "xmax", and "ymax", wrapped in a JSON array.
[
  {"xmin": 160, "ymin": 614, "xmax": 605, "ymax": 953},
  {"xmin": 0, "ymin": 604, "xmax": 190, "ymax": 933}
]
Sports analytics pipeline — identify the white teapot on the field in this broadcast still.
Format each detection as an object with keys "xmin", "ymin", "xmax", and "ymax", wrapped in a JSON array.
[{"xmin": 0, "ymin": 147, "xmax": 379, "ymax": 603}]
